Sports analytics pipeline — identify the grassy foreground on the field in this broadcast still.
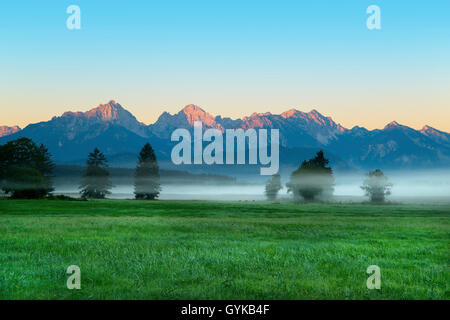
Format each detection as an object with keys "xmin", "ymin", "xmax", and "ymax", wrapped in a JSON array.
[{"xmin": 0, "ymin": 199, "xmax": 448, "ymax": 299}]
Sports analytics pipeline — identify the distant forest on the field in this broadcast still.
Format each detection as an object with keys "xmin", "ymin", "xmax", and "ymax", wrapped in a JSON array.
[{"xmin": 53, "ymin": 165, "xmax": 239, "ymax": 187}]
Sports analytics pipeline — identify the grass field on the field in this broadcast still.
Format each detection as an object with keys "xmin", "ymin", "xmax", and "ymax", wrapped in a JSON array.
[{"xmin": 0, "ymin": 199, "xmax": 448, "ymax": 299}]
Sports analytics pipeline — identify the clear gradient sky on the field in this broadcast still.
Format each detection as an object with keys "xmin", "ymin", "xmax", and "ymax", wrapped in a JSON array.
[{"xmin": 1, "ymin": 0, "xmax": 449, "ymax": 131}]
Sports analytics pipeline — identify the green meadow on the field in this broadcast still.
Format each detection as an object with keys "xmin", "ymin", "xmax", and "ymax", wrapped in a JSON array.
[{"xmin": 0, "ymin": 199, "xmax": 448, "ymax": 299}]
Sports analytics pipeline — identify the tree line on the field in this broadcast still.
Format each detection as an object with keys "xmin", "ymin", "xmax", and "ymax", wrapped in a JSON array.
[
  {"xmin": 0, "ymin": 138, "xmax": 161, "ymax": 200},
  {"xmin": 1, "ymin": 138, "xmax": 392, "ymax": 203},
  {"xmin": 265, "ymin": 150, "xmax": 393, "ymax": 203}
]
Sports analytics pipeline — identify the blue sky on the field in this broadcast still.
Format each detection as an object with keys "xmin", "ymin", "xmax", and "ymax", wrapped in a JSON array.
[{"xmin": 1, "ymin": 0, "xmax": 449, "ymax": 130}]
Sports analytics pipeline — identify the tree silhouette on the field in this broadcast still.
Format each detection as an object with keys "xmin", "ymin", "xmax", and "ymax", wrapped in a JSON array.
[
  {"xmin": 134, "ymin": 143, "xmax": 161, "ymax": 200},
  {"xmin": 361, "ymin": 169, "xmax": 392, "ymax": 203},
  {"xmin": 265, "ymin": 174, "xmax": 282, "ymax": 201},
  {"xmin": 79, "ymin": 148, "xmax": 112, "ymax": 199},
  {"xmin": 3, "ymin": 166, "xmax": 47, "ymax": 199},
  {"xmin": 35, "ymin": 143, "xmax": 55, "ymax": 192},
  {"xmin": 286, "ymin": 150, "xmax": 334, "ymax": 201},
  {"xmin": 0, "ymin": 138, "xmax": 54, "ymax": 198}
]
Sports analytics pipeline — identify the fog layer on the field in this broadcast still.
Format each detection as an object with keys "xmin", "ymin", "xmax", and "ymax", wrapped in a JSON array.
[{"xmin": 52, "ymin": 170, "xmax": 450, "ymax": 204}]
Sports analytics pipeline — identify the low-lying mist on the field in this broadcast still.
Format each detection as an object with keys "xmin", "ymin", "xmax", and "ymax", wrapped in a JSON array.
[{"xmin": 53, "ymin": 169, "xmax": 450, "ymax": 204}]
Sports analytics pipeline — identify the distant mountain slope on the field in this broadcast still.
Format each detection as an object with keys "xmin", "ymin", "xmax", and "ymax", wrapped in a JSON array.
[
  {"xmin": 148, "ymin": 104, "xmax": 223, "ymax": 139},
  {"xmin": 0, "ymin": 125, "xmax": 21, "ymax": 137},
  {"xmin": 420, "ymin": 125, "xmax": 450, "ymax": 148},
  {"xmin": 1, "ymin": 101, "xmax": 449, "ymax": 170},
  {"xmin": 149, "ymin": 105, "xmax": 346, "ymax": 148},
  {"xmin": 328, "ymin": 122, "xmax": 450, "ymax": 169},
  {"xmin": 1, "ymin": 122, "xmax": 167, "ymax": 162},
  {"xmin": 0, "ymin": 101, "xmax": 166, "ymax": 162},
  {"xmin": 57, "ymin": 100, "xmax": 148, "ymax": 137}
]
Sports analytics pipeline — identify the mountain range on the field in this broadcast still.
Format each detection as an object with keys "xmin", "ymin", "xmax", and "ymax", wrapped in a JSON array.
[{"xmin": 1, "ymin": 100, "xmax": 449, "ymax": 172}]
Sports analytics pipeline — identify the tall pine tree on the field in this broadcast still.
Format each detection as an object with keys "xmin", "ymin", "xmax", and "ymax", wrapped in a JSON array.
[
  {"xmin": 134, "ymin": 143, "xmax": 161, "ymax": 200},
  {"xmin": 79, "ymin": 148, "xmax": 112, "ymax": 199}
]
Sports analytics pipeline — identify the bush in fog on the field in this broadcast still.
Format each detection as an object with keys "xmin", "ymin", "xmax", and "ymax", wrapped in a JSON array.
[
  {"xmin": 286, "ymin": 150, "xmax": 334, "ymax": 201},
  {"xmin": 134, "ymin": 143, "xmax": 161, "ymax": 200},
  {"xmin": 265, "ymin": 174, "xmax": 282, "ymax": 201},
  {"xmin": 79, "ymin": 148, "xmax": 112, "ymax": 199},
  {"xmin": 0, "ymin": 138, "xmax": 54, "ymax": 198},
  {"xmin": 3, "ymin": 166, "xmax": 47, "ymax": 199},
  {"xmin": 361, "ymin": 169, "xmax": 392, "ymax": 203}
]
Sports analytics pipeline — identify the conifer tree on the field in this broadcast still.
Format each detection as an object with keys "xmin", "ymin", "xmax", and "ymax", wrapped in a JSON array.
[
  {"xmin": 79, "ymin": 148, "xmax": 112, "ymax": 199},
  {"xmin": 134, "ymin": 143, "xmax": 161, "ymax": 200}
]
